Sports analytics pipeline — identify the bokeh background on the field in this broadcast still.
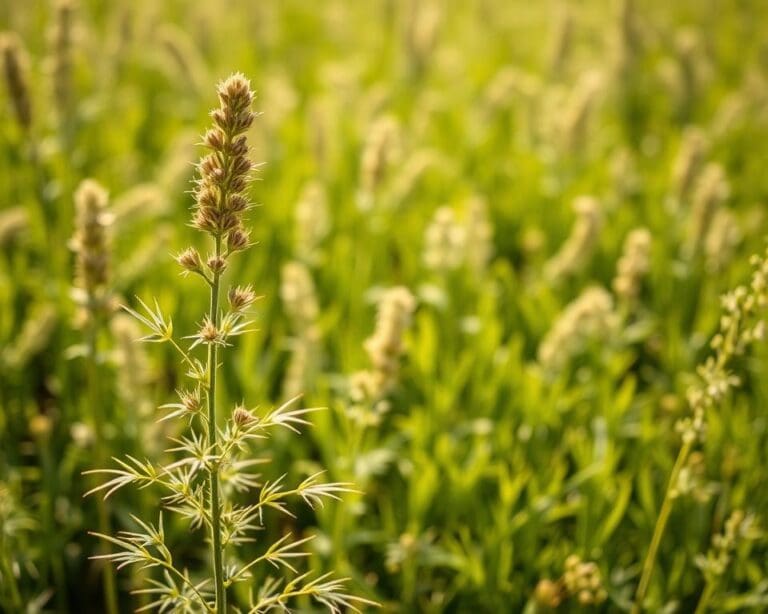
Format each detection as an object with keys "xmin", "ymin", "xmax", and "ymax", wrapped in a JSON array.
[{"xmin": 3, "ymin": 0, "xmax": 768, "ymax": 611}]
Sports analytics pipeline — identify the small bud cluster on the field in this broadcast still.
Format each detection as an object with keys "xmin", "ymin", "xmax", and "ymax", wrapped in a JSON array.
[
  {"xmin": 670, "ymin": 450, "xmax": 714, "ymax": 502},
  {"xmin": 191, "ymin": 73, "xmax": 254, "ymax": 248},
  {"xmin": 695, "ymin": 510, "xmax": 761, "ymax": 582},
  {"xmin": 563, "ymin": 555, "xmax": 607, "ymax": 606},
  {"xmin": 0, "ymin": 32, "xmax": 32, "ymax": 132},
  {"xmin": 351, "ymin": 287, "xmax": 416, "ymax": 408},
  {"xmin": 545, "ymin": 196, "xmax": 602, "ymax": 282},
  {"xmin": 678, "ymin": 250, "xmax": 768, "ymax": 444},
  {"xmin": 612, "ymin": 228, "xmax": 652, "ymax": 304},
  {"xmin": 538, "ymin": 286, "xmax": 619, "ymax": 371},
  {"xmin": 70, "ymin": 179, "xmax": 113, "ymax": 323}
]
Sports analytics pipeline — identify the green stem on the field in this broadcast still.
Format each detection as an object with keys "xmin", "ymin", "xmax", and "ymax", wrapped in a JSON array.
[
  {"xmin": 207, "ymin": 236, "xmax": 226, "ymax": 612},
  {"xmin": 694, "ymin": 580, "xmax": 715, "ymax": 614},
  {"xmin": 632, "ymin": 439, "xmax": 693, "ymax": 614},
  {"xmin": 40, "ymin": 437, "xmax": 68, "ymax": 611},
  {"xmin": 87, "ymin": 320, "xmax": 120, "ymax": 614},
  {"xmin": 0, "ymin": 533, "xmax": 23, "ymax": 612}
]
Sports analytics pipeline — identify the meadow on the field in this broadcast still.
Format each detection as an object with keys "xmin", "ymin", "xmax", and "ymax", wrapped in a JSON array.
[{"xmin": 2, "ymin": 1, "xmax": 768, "ymax": 612}]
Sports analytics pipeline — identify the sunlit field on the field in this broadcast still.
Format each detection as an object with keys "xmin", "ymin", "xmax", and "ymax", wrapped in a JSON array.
[{"xmin": 3, "ymin": 1, "xmax": 768, "ymax": 612}]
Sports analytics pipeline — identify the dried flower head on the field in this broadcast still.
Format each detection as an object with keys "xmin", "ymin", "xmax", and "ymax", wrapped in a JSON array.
[
  {"xmin": 1, "ymin": 32, "xmax": 32, "ymax": 131},
  {"xmin": 361, "ymin": 286, "xmax": 417, "ymax": 398},
  {"xmin": 423, "ymin": 207, "xmax": 465, "ymax": 272},
  {"xmin": 71, "ymin": 179, "xmax": 113, "ymax": 322},
  {"xmin": 671, "ymin": 126, "xmax": 707, "ymax": 204},
  {"xmin": 360, "ymin": 115, "xmax": 401, "ymax": 201},
  {"xmin": 686, "ymin": 163, "xmax": 729, "ymax": 258},
  {"xmin": 545, "ymin": 196, "xmax": 602, "ymax": 282},
  {"xmin": 612, "ymin": 228, "xmax": 652, "ymax": 304},
  {"xmin": 538, "ymin": 286, "xmax": 619, "ymax": 371},
  {"xmin": 227, "ymin": 284, "xmax": 258, "ymax": 312},
  {"xmin": 2, "ymin": 304, "xmax": 57, "ymax": 371},
  {"xmin": 561, "ymin": 71, "xmax": 602, "ymax": 152},
  {"xmin": 192, "ymin": 73, "xmax": 255, "ymax": 241},
  {"xmin": 704, "ymin": 208, "xmax": 741, "ymax": 273},
  {"xmin": 548, "ymin": 3, "xmax": 572, "ymax": 75},
  {"xmin": 49, "ymin": 0, "xmax": 75, "ymax": 115},
  {"xmin": 232, "ymin": 405, "xmax": 255, "ymax": 427},
  {"xmin": 176, "ymin": 247, "xmax": 203, "ymax": 274}
]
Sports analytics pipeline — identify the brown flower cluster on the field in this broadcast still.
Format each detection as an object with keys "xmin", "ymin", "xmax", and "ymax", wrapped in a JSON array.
[
  {"xmin": 70, "ymin": 179, "xmax": 112, "ymax": 297},
  {"xmin": 191, "ymin": 73, "xmax": 255, "ymax": 250}
]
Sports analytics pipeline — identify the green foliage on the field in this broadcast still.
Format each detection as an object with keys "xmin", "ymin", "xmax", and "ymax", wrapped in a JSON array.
[{"xmin": 2, "ymin": 0, "xmax": 768, "ymax": 612}]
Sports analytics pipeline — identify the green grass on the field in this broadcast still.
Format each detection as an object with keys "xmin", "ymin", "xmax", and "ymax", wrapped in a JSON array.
[{"xmin": 2, "ymin": 0, "xmax": 768, "ymax": 612}]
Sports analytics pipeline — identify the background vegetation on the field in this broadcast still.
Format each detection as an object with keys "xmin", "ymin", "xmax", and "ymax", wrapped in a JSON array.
[{"xmin": 2, "ymin": 0, "xmax": 768, "ymax": 611}]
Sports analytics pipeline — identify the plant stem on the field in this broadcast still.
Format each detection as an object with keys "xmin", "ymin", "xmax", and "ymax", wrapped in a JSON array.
[
  {"xmin": 631, "ymin": 439, "xmax": 693, "ymax": 614},
  {"xmin": 0, "ymin": 533, "xmax": 23, "ymax": 611},
  {"xmin": 207, "ymin": 236, "xmax": 226, "ymax": 612},
  {"xmin": 694, "ymin": 580, "xmax": 715, "ymax": 614},
  {"xmin": 87, "ymin": 320, "xmax": 119, "ymax": 614}
]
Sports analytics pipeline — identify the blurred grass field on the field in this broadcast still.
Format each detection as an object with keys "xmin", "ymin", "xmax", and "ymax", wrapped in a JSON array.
[{"xmin": 3, "ymin": 0, "xmax": 768, "ymax": 612}]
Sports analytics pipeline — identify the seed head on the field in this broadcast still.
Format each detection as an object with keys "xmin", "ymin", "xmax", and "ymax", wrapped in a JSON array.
[
  {"xmin": 545, "ymin": 196, "xmax": 602, "ymax": 282},
  {"xmin": 71, "ymin": 179, "xmax": 112, "ymax": 310},
  {"xmin": 179, "ymin": 389, "xmax": 202, "ymax": 414},
  {"xmin": 199, "ymin": 317, "xmax": 220, "ymax": 344},
  {"xmin": 612, "ymin": 227, "xmax": 652, "ymax": 303},
  {"xmin": 176, "ymin": 247, "xmax": 203, "ymax": 274},
  {"xmin": 192, "ymin": 73, "xmax": 256, "ymax": 242},
  {"xmin": 362, "ymin": 287, "xmax": 417, "ymax": 397},
  {"xmin": 207, "ymin": 255, "xmax": 227, "ymax": 274},
  {"xmin": 233, "ymin": 405, "xmax": 255, "ymax": 427},
  {"xmin": 227, "ymin": 226, "xmax": 250, "ymax": 252},
  {"xmin": 49, "ymin": 0, "xmax": 75, "ymax": 115},
  {"xmin": 538, "ymin": 285, "xmax": 618, "ymax": 370},
  {"xmin": 228, "ymin": 285, "xmax": 258, "ymax": 312},
  {"xmin": 1, "ymin": 32, "xmax": 32, "ymax": 131}
]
